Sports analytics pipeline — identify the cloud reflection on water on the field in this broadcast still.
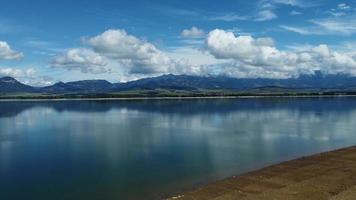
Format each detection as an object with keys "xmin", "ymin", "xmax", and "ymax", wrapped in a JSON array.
[{"xmin": 1, "ymin": 98, "xmax": 356, "ymax": 200}]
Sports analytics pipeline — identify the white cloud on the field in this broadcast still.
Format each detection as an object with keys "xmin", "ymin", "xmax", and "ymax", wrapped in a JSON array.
[
  {"xmin": 326, "ymin": 3, "xmax": 352, "ymax": 17},
  {"xmin": 283, "ymin": 4, "xmax": 355, "ymax": 35},
  {"xmin": 167, "ymin": 46, "xmax": 228, "ymax": 66},
  {"xmin": 290, "ymin": 10, "xmax": 302, "ymax": 15},
  {"xmin": 205, "ymin": 29, "xmax": 356, "ymax": 78},
  {"xmin": 51, "ymin": 29, "xmax": 200, "ymax": 77},
  {"xmin": 336, "ymin": 41, "xmax": 356, "ymax": 52},
  {"xmin": 328, "ymin": 12, "xmax": 347, "ymax": 17},
  {"xmin": 254, "ymin": 0, "xmax": 316, "ymax": 21},
  {"xmin": 281, "ymin": 15, "xmax": 356, "ymax": 36},
  {"xmin": 263, "ymin": 0, "xmax": 317, "ymax": 8},
  {"xmin": 280, "ymin": 25, "xmax": 314, "ymax": 35},
  {"xmin": 181, "ymin": 27, "xmax": 205, "ymax": 38},
  {"xmin": 23, "ymin": 77, "xmax": 53, "ymax": 86},
  {"xmin": 49, "ymin": 28, "xmax": 356, "ymax": 80},
  {"xmin": 0, "ymin": 41, "xmax": 23, "ymax": 60},
  {"xmin": 0, "ymin": 67, "xmax": 53, "ymax": 86},
  {"xmin": 338, "ymin": 3, "xmax": 351, "ymax": 10},
  {"xmin": 86, "ymin": 29, "xmax": 189, "ymax": 75},
  {"xmin": 23, "ymin": 39, "xmax": 64, "ymax": 55},
  {"xmin": 0, "ymin": 67, "xmax": 36, "ymax": 78},
  {"xmin": 310, "ymin": 18, "xmax": 356, "ymax": 35},
  {"xmin": 206, "ymin": 29, "xmax": 276, "ymax": 60},
  {"xmin": 51, "ymin": 48, "xmax": 109, "ymax": 74},
  {"xmin": 179, "ymin": 39, "xmax": 205, "ymax": 46},
  {"xmin": 255, "ymin": 10, "xmax": 277, "ymax": 21},
  {"xmin": 285, "ymin": 43, "xmax": 314, "ymax": 52},
  {"xmin": 209, "ymin": 13, "xmax": 248, "ymax": 21}
]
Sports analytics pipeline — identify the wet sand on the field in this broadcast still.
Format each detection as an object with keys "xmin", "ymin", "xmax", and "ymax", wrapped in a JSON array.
[{"xmin": 167, "ymin": 146, "xmax": 356, "ymax": 200}]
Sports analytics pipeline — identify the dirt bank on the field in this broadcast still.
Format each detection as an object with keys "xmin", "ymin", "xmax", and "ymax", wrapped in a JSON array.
[{"xmin": 167, "ymin": 146, "xmax": 356, "ymax": 200}]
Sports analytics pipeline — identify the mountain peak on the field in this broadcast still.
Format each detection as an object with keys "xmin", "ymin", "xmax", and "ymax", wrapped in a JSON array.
[
  {"xmin": 53, "ymin": 81, "xmax": 66, "ymax": 86},
  {"xmin": 0, "ymin": 76, "xmax": 34, "ymax": 93},
  {"xmin": 0, "ymin": 76, "xmax": 18, "ymax": 83},
  {"xmin": 1, "ymin": 76, "xmax": 16, "ymax": 80}
]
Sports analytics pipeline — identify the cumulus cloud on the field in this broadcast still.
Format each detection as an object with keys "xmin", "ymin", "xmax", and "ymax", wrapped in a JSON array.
[
  {"xmin": 0, "ymin": 67, "xmax": 53, "ymax": 86},
  {"xmin": 0, "ymin": 67, "xmax": 36, "ymax": 78},
  {"xmin": 23, "ymin": 76, "xmax": 54, "ymax": 86},
  {"xmin": 167, "ymin": 46, "xmax": 227, "ymax": 66},
  {"xmin": 51, "ymin": 48, "xmax": 109, "ymax": 74},
  {"xmin": 49, "ymin": 28, "xmax": 356, "ymax": 80},
  {"xmin": 0, "ymin": 41, "xmax": 23, "ymax": 60},
  {"xmin": 206, "ymin": 29, "xmax": 276, "ymax": 60},
  {"xmin": 51, "ymin": 29, "xmax": 199, "ymax": 76},
  {"xmin": 205, "ymin": 29, "xmax": 356, "ymax": 78},
  {"xmin": 85, "ymin": 29, "xmax": 189, "ymax": 75},
  {"xmin": 181, "ymin": 27, "xmax": 205, "ymax": 38}
]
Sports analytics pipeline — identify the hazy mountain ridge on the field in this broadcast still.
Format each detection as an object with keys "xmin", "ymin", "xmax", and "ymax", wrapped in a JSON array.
[
  {"xmin": 0, "ymin": 76, "xmax": 35, "ymax": 93},
  {"xmin": 40, "ymin": 80, "xmax": 113, "ymax": 93},
  {"xmin": 2, "ymin": 73, "xmax": 356, "ymax": 94}
]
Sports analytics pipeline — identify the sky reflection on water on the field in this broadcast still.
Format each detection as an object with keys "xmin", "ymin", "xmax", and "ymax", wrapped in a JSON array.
[{"xmin": 1, "ymin": 98, "xmax": 356, "ymax": 200}]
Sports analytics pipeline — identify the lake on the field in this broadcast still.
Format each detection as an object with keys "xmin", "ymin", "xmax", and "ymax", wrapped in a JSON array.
[{"xmin": 1, "ymin": 97, "xmax": 356, "ymax": 200}]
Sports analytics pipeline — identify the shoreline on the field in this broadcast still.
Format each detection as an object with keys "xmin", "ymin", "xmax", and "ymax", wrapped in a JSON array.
[
  {"xmin": 166, "ymin": 146, "xmax": 356, "ymax": 200},
  {"xmin": 1, "ymin": 94, "xmax": 356, "ymax": 102}
]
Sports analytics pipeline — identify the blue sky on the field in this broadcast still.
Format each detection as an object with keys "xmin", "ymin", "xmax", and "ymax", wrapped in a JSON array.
[{"xmin": 0, "ymin": 0, "xmax": 356, "ymax": 85}]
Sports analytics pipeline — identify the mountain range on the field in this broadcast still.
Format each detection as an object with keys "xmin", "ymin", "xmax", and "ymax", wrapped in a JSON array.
[{"xmin": 1, "ymin": 72, "xmax": 356, "ymax": 95}]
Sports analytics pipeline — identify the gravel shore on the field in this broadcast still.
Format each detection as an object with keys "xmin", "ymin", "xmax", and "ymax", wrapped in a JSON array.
[{"xmin": 167, "ymin": 146, "xmax": 356, "ymax": 200}]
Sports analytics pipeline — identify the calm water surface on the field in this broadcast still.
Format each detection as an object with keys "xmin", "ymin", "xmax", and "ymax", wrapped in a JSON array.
[{"xmin": 1, "ymin": 98, "xmax": 356, "ymax": 200}]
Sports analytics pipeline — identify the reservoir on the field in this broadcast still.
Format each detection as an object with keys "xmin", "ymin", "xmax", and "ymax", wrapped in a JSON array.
[{"xmin": 1, "ymin": 97, "xmax": 356, "ymax": 200}]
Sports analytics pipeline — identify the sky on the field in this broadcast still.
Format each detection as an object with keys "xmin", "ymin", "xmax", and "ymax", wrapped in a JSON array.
[{"xmin": 0, "ymin": 0, "xmax": 356, "ymax": 85}]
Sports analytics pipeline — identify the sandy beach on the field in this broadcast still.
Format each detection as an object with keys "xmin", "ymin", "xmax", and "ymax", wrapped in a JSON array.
[{"xmin": 167, "ymin": 146, "xmax": 356, "ymax": 200}]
